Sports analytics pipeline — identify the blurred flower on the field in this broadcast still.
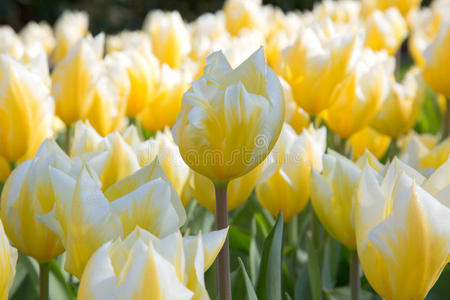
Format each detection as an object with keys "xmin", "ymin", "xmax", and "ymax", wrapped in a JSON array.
[
  {"xmin": 0, "ymin": 219, "xmax": 17, "ymax": 300},
  {"xmin": 0, "ymin": 55, "xmax": 54, "ymax": 162},
  {"xmin": 38, "ymin": 158, "xmax": 186, "ymax": 278},
  {"xmin": 0, "ymin": 157, "xmax": 10, "ymax": 182},
  {"xmin": 281, "ymin": 77, "xmax": 311, "ymax": 134},
  {"xmin": 322, "ymin": 49, "xmax": 394, "ymax": 138},
  {"xmin": 139, "ymin": 64, "xmax": 192, "ymax": 132},
  {"xmin": 371, "ymin": 67, "xmax": 425, "ymax": 138},
  {"xmin": 19, "ymin": 21, "xmax": 55, "ymax": 57},
  {"xmin": 224, "ymin": 0, "xmax": 263, "ymax": 36},
  {"xmin": 106, "ymin": 31, "xmax": 152, "ymax": 55},
  {"xmin": 1, "ymin": 140, "xmax": 68, "ymax": 262},
  {"xmin": 348, "ymin": 126, "xmax": 391, "ymax": 160},
  {"xmin": 78, "ymin": 226, "xmax": 227, "ymax": 299},
  {"xmin": 173, "ymin": 48, "xmax": 284, "ymax": 182},
  {"xmin": 52, "ymin": 33, "xmax": 103, "ymax": 125},
  {"xmin": 419, "ymin": 138, "xmax": 450, "ymax": 170},
  {"xmin": 313, "ymin": 0, "xmax": 361, "ymax": 24},
  {"xmin": 364, "ymin": 8, "xmax": 408, "ymax": 55},
  {"xmin": 52, "ymin": 11, "xmax": 89, "ymax": 64},
  {"xmin": 193, "ymin": 163, "xmax": 263, "ymax": 213},
  {"xmin": 0, "ymin": 26, "xmax": 24, "ymax": 59},
  {"xmin": 361, "ymin": 0, "xmax": 421, "ymax": 18},
  {"xmin": 423, "ymin": 22, "xmax": 450, "ymax": 97},
  {"xmin": 355, "ymin": 162, "xmax": 450, "ymax": 300},
  {"xmin": 86, "ymin": 52, "xmax": 130, "ymax": 136},
  {"xmin": 69, "ymin": 121, "xmax": 108, "ymax": 157},
  {"xmin": 143, "ymin": 10, "xmax": 191, "ymax": 68},
  {"xmin": 257, "ymin": 124, "xmax": 326, "ymax": 221},
  {"xmin": 280, "ymin": 20, "xmax": 364, "ymax": 115},
  {"xmin": 310, "ymin": 150, "xmax": 362, "ymax": 249}
]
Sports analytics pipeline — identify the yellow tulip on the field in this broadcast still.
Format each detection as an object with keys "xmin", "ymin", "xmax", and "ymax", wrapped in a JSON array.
[
  {"xmin": 106, "ymin": 30, "xmax": 152, "ymax": 55},
  {"xmin": 371, "ymin": 67, "xmax": 425, "ymax": 138},
  {"xmin": 0, "ymin": 219, "xmax": 17, "ymax": 300},
  {"xmin": 0, "ymin": 55, "xmax": 54, "ymax": 162},
  {"xmin": 361, "ymin": 0, "xmax": 421, "ymax": 18},
  {"xmin": 280, "ymin": 21, "xmax": 364, "ymax": 115},
  {"xmin": 323, "ymin": 49, "xmax": 394, "ymax": 138},
  {"xmin": 420, "ymin": 138, "xmax": 450, "ymax": 170},
  {"xmin": 0, "ymin": 26, "xmax": 24, "ymax": 59},
  {"xmin": 356, "ymin": 162, "xmax": 450, "ymax": 300},
  {"xmin": 38, "ymin": 159, "xmax": 186, "ymax": 278},
  {"xmin": 143, "ymin": 10, "xmax": 190, "ymax": 68},
  {"xmin": 313, "ymin": 0, "xmax": 361, "ymax": 24},
  {"xmin": 86, "ymin": 52, "xmax": 130, "ymax": 136},
  {"xmin": 19, "ymin": 21, "xmax": 55, "ymax": 57},
  {"xmin": 398, "ymin": 131, "xmax": 440, "ymax": 170},
  {"xmin": 173, "ymin": 48, "xmax": 284, "ymax": 182},
  {"xmin": 355, "ymin": 150, "xmax": 385, "ymax": 172},
  {"xmin": 78, "ymin": 226, "xmax": 227, "ymax": 299},
  {"xmin": 0, "ymin": 157, "xmax": 10, "ymax": 182},
  {"xmin": 257, "ymin": 124, "xmax": 326, "ymax": 221},
  {"xmin": 69, "ymin": 121, "xmax": 108, "ymax": 157},
  {"xmin": 310, "ymin": 150, "xmax": 362, "ymax": 249},
  {"xmin": 364, "ymin": 8, "xmax": 408, "ymax": 55},
  {"xmin": 139, "ymin": 64, "xmax": 191, "ymax": 132},
  {"xmin": 281, "ymin": 77, "xmax": 311, "ymax": 134},
  {"xmin": 423, "ymin": 22, "xmax": 450, "ymax": 97},
  {"xmin": 52, "ymin": 33, "xmax": 103, "ymax": 125},
  {"xmin": 52, "ymin": 10, "xmax": 88, "ymax": 64},
  {"xmin": 193, "ymin": 163, "xmax": 263, "ymax": 214},
  {"xmin": 223, "ymin": 0, "xmax": 263, "ymax": 36},
  {"xmin": 0, "ymin": 140, "xmax": 68, "ymax": 262},
  {"xmin": 348, "ymin": 126, "xmax": 391, "ymax": 161}
]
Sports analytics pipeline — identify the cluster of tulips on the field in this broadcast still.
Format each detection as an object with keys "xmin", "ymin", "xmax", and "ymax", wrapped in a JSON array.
[{"xmin": 0, "ymin": 0, "xmax": 449, "ymax": 299}]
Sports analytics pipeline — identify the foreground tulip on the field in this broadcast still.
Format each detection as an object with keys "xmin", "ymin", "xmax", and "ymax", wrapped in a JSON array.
[
  {"xmin": 78, "ymin": 226, "xmax": 227, "ymax": 299},
  {"xmin": 1, "ymin": 140, "xmax": 67, "ymax": 262},
  {"xmin": 322, "ymin": 49, "xmax": 394, "ymax": 138},
  {"xmin": 52, "ymin": 11, "xmax": 88, "ymax": 64},
  {"xmin": 257, "ymin": 124, "xmax": 326, "ymax": 221},
  {"xmin": 280, "ymin": 21, "xmax": 364, "ymax": 115},
  {"xmin": 143, "ymin": 10, "xmax": 190, "ymax": 69},
  {"xmin": 371, "ymin": 67, "xmax": 425, "ymax": 138},
  {"xmin": 0, "ymin": 219, "xmax": 17, "ymax": 300},
  {"xmin": 0, "ymin": 55, "xmax": 54, "ymax": 162},
  {"xmin": 348, "ymin": 126, "xmax": 391, "ymax": 160},
  {"xmin": 38, "ymin": 158, "xmax": 186, "ymax": 278},
  {"xmin": 356, "ymin": 163, "xmax": 450, "ymax": 300},
  {"xmin": 52, "ymin": 34, "xmax": 103, "ymax": 125}
]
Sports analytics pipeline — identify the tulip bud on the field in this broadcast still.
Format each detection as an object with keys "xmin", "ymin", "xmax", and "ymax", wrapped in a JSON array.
[
  {"xmin": 257, "ymin": 124, "xmax": 326, "ymax": 221},
  {"xmin": 356, "ymin": 163, "xmax": 450, "ymax": 300},
  {"xmin": 173, "ymin": 48, "xmax": 284, "ymax": 182},
  {"xmin": 0, "ymin": 219, "xmax": 17, "ymax": 299},
  {"xmin": 52, "ymin": 11, "xmax": 88, "ymax": 64},
  {"xmin": 0, "ymin": 55, "xmax": 54, "ymax": 162},
  {"xmin": 52, "ymin": 34, "xmax": 104, "ymax": 125},
  {"xmin": 1, "ymin": 140, "xmax": 69, "ymax": 262}
]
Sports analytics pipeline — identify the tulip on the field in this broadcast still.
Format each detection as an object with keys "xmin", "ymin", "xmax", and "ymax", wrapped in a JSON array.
[
  {"xmin": 0, "ymin": 219, "xmax": 17, "ymax": 300},
  {"xmin": 0, "ymin": 157, "xmax": 10, "ymax": 182},
  {"xmin": 310, "ymin": 150, "xmax": 362, "ymax": 249},
  {"xmin": 371, "ymin": 67, "xmax": 425, "ymax": 138},
  {"xmin": 419, "ymin": 138, "xmax": 450, "ymax": 170},
  {"xmin": 223, "ymin": 0, "xmax": 263, "ymax": 36},
  {"xmin": 143, "ymin": 10, "xmax": 191, "ymax": 68},
  {"xmin": 86, "ymin": 52, "xmax": 130, "ymax": 136},
  {"xmin": 322, "ymin": 49, "xmax": 394, "ymax": 138},
  {"xmin": 69, "ymin": 121, "xmax": 108, "ymax": 157},
  {"xmin": 0, "ymin": 55, "xmax": 54, "ymax": 162},
  {"xmin": 52, "ymin": 11, "xmax": 88, "ymax": 64},
  {"xmin": 0, "ymin": 26, "xmax": 24, "ymax": 59},
  {"xmin": 193, "ymin": 163, "xmax": 263, "ymax": 213},
  {"xmin": 106, "ymin": 31, "xmax": 152, "ymax": 55},
  {"xmin": 52, "ymin": 34, "xmax": 103, "ymax": 125},
  {"xmin": 348, "ymin": 126, "xmax": 391, "ymax": 161},
  {"xmin": 19, "ymin": 21, "xmax": 55, "ymax": 57},
  {"xmin": 173, "ymin": 48, "xmax": 284, "ymax": 182},
  {"xmin": 139, "ymin": 64, "xmax": 191, "ymax": 132},
  {"xmin": 361, "ymin": 0, "xmax": 421, "ymax": 18},
  {"xmin": 281, "ymin": 77, "xmax": 311, "ymax": 134},
  {"xmin": 256, "ymin": 124, "xmax": 326, "ymax": 221},
  {"xmin": 78, "ymin": 226, "xmax": 227, "ymax": 299},
  {"xmin": 313, "ymin": 0, "xmax": 361, "ymax": 24},
  {"xmin": 38, "ymin": 158, "xmax": 186, "ymax": 278},
  {"xmin": 0, "ymin": 140, "xmax": 68, "ymax": 262},
  {"xmin": 355, "ymin": 162, "xmax": 450, "ymax": 300},
  {"xmin": 280, "ymin": 21, "xmax": 364, "ymax": 115}
]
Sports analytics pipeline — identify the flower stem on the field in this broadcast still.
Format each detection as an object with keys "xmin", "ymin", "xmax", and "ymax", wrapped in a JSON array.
[
  {"xmin": 214, "ymin": 182, "xmax": 231, "ymax": 300},
  {"xmin": 65, "ymin": 124, "xmax": 71, "ymax": 154},
  {"xmin": 40, "ymin": 262, "xmax": 50, "ymax": 300},
  {"xmin": 350, "ymin": 251, "xmax": 360, "ymax": 300},
  {"xmin": 444, "ymin": 98, "xmax": 450, "ymax": 139}
]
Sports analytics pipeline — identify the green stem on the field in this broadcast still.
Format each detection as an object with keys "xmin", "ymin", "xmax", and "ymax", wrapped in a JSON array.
[
  {"xmin": 65, "ymin": 125, "xmax": 72, "ymax": 154},
  {"xmin": 214, "ymin": 182, "xmax": 231, "ymax": 300},
  {"xmin": 288, "ymin": 215, "xmax": 298, "ymax": 247},
  {"xmin": 444, "ymin": 98, "xmax": 450, "ymax": 139},
  {"xmin": 350, "ymin": 251, "xmax": 360, "ymax": 300},
  {"xmin": 39, "ymin": 262, "xmax": 50, "ymax": 300},
  {"xmin": 310, "ymin": 205, "xmax": 319, "ymax": 249}
]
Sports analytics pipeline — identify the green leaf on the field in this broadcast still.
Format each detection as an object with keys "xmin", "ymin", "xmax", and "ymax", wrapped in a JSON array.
[
  {"xmin": 256, "ymin": 212, "xmax": 284, "ymax": 300},
  {"xmin": 229, "ymin": 225, "xmax": 251, "ymax": 253},
  {"xmin": 238, "ymin": 258, "xmax": 258, "ymax": 300},
  {"xmin": 322, "ymin": 237, "xmax": 342, "ymax": 290},
  {"xmin": 324, "ymin": 287, "xmax": 376, "ymax": 300},
  {"xmin": 295, "ymin": 267, "xmax": 312, "ymax": 300},
  {"xmin": 306, "ymin": 235, "xmax": 323, "ymax": 300},
  {"xmin": 249, "ymin": 217, "xmax": 261, "ymax": 284},
  {"xmin": 49, "ymin": 260, "xmax": 77, "ymax": 299}
]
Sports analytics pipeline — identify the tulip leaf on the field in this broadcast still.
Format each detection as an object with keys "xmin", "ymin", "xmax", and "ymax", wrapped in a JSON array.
[
  {"xmin": 322, "ymin": 237, "xmax": 342, "ymax": 290},
  {"xmin": 229, "ymin": 225, "xmax": 251, "ymax": 253},
  {"xmin": 306, "ymin": 235, "xmax": 323, "ymax": 300},
  {"xmin": 295, "ymin": 267, "xmax": 312, "ymax": 300},
  {"xmin": 324, "ymin": 287, "xmax": 375, "ymax": 300},
  {"xmin": 249, "ymin": 217, "xmax": 261, "ymax": 284},
  {"xmin": 238, "ymin": 257, "xmax": 258, "ymax": 300},
  {"xmin": 256, "ymin": 212, "xmax": 284, "ymax": 300}
]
